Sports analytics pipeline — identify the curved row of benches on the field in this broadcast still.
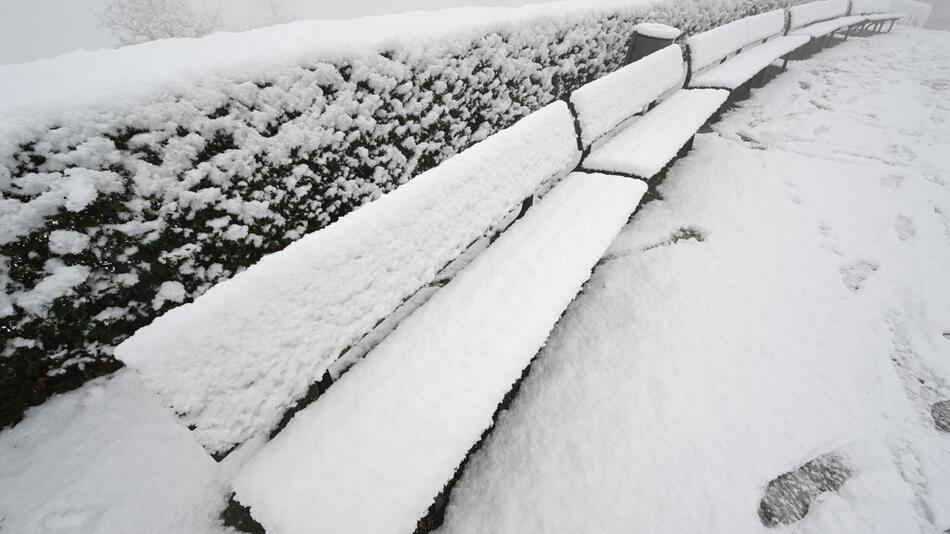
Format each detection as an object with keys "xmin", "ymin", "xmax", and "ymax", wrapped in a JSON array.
[{"xmin": 114, "ymin": 2, "xmax": 904, "ymax": 533}]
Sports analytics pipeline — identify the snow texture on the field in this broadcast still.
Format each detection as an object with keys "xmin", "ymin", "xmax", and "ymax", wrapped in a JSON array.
[
  {"xmin": 583, "ymin": 88, "xmax": 728, "ymax": 178},
  {"xmin": 686, "ymin": 9, "xmax": 787, "ymax": 72},
  {"xmin": 851, "ymin": 0, "xmax": 895, "ymax": 14},
  {"xmin": 441, "ymin": 27, "xmax": 950, "ymax": 534},
  {"xmin": 570, "ymin": 45, "xmax": 684, "ymax": 147},
  {"xmin": 233, "ymin": 172, "xmax": 648, "ymax": 534},
  {"xmin": 0, "ymin": 0, "xmax": 795, "ymax": 420},
  {"xmin": 1, "ymin": 25, "xmax": 948, "ymax": 534},
  {"xmin": 0, "ymin": 371, "xmax": 225, "ymax": 534},
  {"xmin": 789, "ymin": 0, "xmax": 850, "ymax": 29},
  {"xmin": 632, "ymin": 22, "xmax": 683, "ymax": 39},
  {"xmin": 690, "ymin": 35, "xmax": 809, "ymax": 89},
  {"xmin": 790, "ymin": 15, "xmax": 869, "ymax": 37},
  {"xmin": 115, "ymin": 101, "xmax": 580, "ymax": 455}
]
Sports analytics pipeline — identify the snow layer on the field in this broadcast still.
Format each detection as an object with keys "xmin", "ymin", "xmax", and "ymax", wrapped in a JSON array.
[
  {"xmin": 570, "ymin": 45, "xmax": 684, "ymax": 147},
  {"xmin": 441, "ymin": 27, "xmax": 950, "ymax": 534},
  {"xmin": 789, "ymin": 0, "xmax": 850, "ymax": 29},
  {"xmin": 690, "ymin": 35, "xmax": 809, "ymax": 89},
  {"xmin": 790, "ymin": 15, "xmax": 871, "ymax": 37},
  {"xmin": 632, "ymin": 22, "xmax": 683, "ymax": 39},
  {"xmin": 851, "ymin": 0, "xmax": 895, "ymax": 14},
  {"xmin": 115, "ymin": 101, "xmax": 580, "ymax": 454},
  {"xmin": 0, "ymin": 371, "xmax": 225, "ymax": 534},
  {"xmin": 583, "ymin": 88, "xmax": 728, "ymax": 178},
  {"xmin": 1, "ymin": 0, "xmax": 795, "ymax": 418},
  {"xmin": 233, "ymin": 172, "xmax": 648, "ymax": 534},
  {"xmin": 0, "ymin": 0, "xmax": 663, "ymax": 143},
  {"xmin": 686, "ymin": 9, "xmax": 787, "ymax": 72}
]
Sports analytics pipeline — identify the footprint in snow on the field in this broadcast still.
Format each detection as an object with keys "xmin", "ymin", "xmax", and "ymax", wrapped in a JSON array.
[
  {"xmin": 895, "ymin": 216, "xmax": 917, "ymax": 241},
  {"xmin": 880, "ymin": 174, "xmax": 904, "ymax": 189},
  {"xmin": 932, "ymin": 400, "xmax": 950, "ymax": 433},
  {"xmin": 840, "ymin": 260, "xmax": 879, "ymax": 291},
  {"xmin": 758, "ymin": 453, "xmax": 852, "ymax": 527},
  {"xmin": 40, "ymin": 508, "xmax": 102, "ymax": 533}
]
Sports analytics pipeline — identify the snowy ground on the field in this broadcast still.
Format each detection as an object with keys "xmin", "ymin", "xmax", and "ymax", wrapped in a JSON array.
[
  {"xmin": 442, "ymin": 28, "xmax": 950, "ymax": 534},
  {"xmin": 1, "ymin": 26, "xmax": 949, "ymax": 534}
]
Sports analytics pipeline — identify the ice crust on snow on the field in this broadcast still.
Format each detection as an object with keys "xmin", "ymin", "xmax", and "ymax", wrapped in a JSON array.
[
  {"xmin": 686, "ymin": 9, "xmax": 787, "ymax": 72},
  {"xmin": 584, "ymin": 88, "xmax": 728, "ymax": 178},
  {"xmin": 570, "ymin": 45, "xmax": 684, "ymax": 147},
  {"xmin": 115, "ymin": 101, "xmax": 581, "ymax": 454},
  {"xmin": 233, "ymin": 172, "xmax": 648, "ymax": 534},
  {"xmin": 690, "ymin": 36, "xmax": 809, "ymax": 89},
  {"xmin": 789, "ymin": 0, "xmax": 850, "ymax": 29}
]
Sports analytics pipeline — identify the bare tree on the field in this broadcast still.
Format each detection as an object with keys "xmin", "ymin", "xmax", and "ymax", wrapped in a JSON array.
[{"xmin": 95, "ymin": 0, "xmax": 221, "ymax": 45}]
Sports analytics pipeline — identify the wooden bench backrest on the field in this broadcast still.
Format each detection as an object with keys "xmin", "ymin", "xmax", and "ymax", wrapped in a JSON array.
[
  {"xmin": 789, "ymin": 0, "xmax": 850, "ymax": 29},
  {"xmin": 116, "ymin": 101, "xmax": 581, "ymax": 456},
  {"xmin": 850, "ymin": 0, "xmax": 894, "ymax": 14},
  {"xmin": 686, "ymin": 9, "xmax": 787, "ymax": 73},
  {"xmin": 570, "ymin": 44, "xmax": 684, "ymax": 148}
]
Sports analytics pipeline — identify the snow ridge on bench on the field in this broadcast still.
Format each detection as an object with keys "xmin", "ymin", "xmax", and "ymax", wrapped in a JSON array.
[
  {"xmin": 115, "ymin": 101, "xmax": 580, "ymax": 455},
  {"xmin": 789, "ymin": 0, "xmax": 849, "ymax": 30},
  {"xmin": 570, "ymin": 45, "xmax": 684, "ymax": 148},
  {"xmin": 850, "ymin": 0, "xmax": 894, "ymax": 15},
  {"xmin": 584, "ymin": 88, "xmax": 728, "ymax": 179},
  {"xmin": 232, "ymin": 172, "xmax": 648, "ymax": 534},
  {"xmin": 686, "ymin": 9, "xmax": 787, "ymax": 73},
  {"xmin": 690, "ymin": 36, "xmax": 809, "ymax": 89}
]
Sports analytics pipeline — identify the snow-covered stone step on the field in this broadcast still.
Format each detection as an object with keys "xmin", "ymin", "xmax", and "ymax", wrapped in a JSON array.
[
  {"xmin": 689, "ymin": 36, "xmax": 809, "ymax": 90},
  {"xmin": 114, "ymin": 101, "xmax": 581, "ymax": 456},
  {"xmin": 582, "ymin": 89, "xmax": 728, "ymax": 179},
  {"xmin": 232, "ymin": 172, "xmax": 648, "ymax": 534},
  {"xmin": 685, "ymin": 9, "xmax": 787, "ymax": 74},
  {"xmin": 789, "ymin": 15, "xmax": 869, "ymax": 38},
  {"xmin": 570, "ymin": 44, "xmax": 684, "ymax": 148}
]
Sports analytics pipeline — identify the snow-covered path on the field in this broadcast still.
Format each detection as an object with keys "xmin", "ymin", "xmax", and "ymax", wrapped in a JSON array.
[
  {"xmin": 441, "ymin": 28, "xmax": 950, "ymax": 534},
  {"xmin": 1, "ymin": 26, "xmax": 949, "ymax": 534}
]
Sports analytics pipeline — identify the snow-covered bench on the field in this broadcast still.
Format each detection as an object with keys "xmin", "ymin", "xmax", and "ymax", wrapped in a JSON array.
[
  {"xmin": 231, "ymin": 171, "xmax": 648, "ymax": 534},
  {"xmin": 685, "ymin": 9, "xmax": 809, "ymax": 91},
  {"xmin": 115, "ymin": 101, "xmax": 582, "ymax": 458},
  {"xmin": 570, "ymin": 45, "xmax": 728, "ymax": 180},
  {"xmin": 850, "ymin": 0, "xmax": 904, "ymax": 33},
  {"xmin": 788, "ymin": 0, "xmax": 867, "ymax": 40}
]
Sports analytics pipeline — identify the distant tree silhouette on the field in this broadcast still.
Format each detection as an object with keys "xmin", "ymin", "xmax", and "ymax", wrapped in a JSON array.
[{"xmin": 97, "ymin": 0, "xmax": 221, "ymax": 45}]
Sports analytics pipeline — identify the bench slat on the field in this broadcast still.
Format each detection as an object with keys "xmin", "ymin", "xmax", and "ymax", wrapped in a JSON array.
[
  {"xmin": 232, "ymin": 171, "xmax": 648, "ymax": 534},
  {"xmin": 570, "ymin": 45, "xmax": 684, "ymax": 148},
  {"xmin": 690, "ymin": 36, "xmax": 809, "ymax": 90},
  {"xmin": 789, "ymin": 15, "xmax": 869, "ymax": 37},
  {"xmin": 115, "ymin": 101, "xmax": 580, "ymax": 455},
  {"xmin": 687, "ymin": 9, "xmax": 787, "ymax": 73},
  {"xmin": 789, "ymin": 0, "xmax": 850, "ymax": 30},
  {"xmin": 584, "ymin": 89, "xmax": 728, "ymax": 179}
]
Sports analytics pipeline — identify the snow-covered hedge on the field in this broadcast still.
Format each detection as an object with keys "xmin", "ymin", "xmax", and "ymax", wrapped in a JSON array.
[{"xmin": 0, "ymin": 0, "xmax": 797, "ymax": 428}]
